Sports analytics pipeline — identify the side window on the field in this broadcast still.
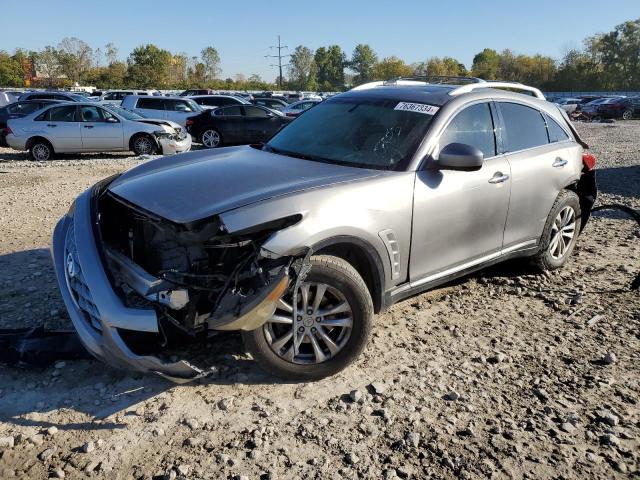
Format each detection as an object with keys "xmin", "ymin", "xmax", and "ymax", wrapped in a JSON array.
[
  {"xmin": 244, "ymin": 106, "xmax": 269, "ymax": 118},
  {"xmin": 439, "ymin": 102, "xmax": 496, "ymax": 158},
  {"xmin": 545, "ymin": 115, "xmax": 570, "ymax": 143},
  {"xmin": 54, "ymin": 95, "xmax": 71, "ymax": 101},
  {"xmin": 499, "ymin": 103, "xmax": 549, "ymax": 152},
  {"xmin": 49, "ymin": 106, "xmax": 77, "ymax": 122},
  {"xmin": 103, "ymin": 92, "xmax": 115, "ymax": 100},
  {"xmin": 137, "ymin": 98, "xmax": 163, "ymax": 110},
  {"xmin": 35, "ymin": 109, "xmax": 51, "ymax": 121},
  {"xmin": 222, "ymin": 106, "xmax": 243, "ymax": 116}
]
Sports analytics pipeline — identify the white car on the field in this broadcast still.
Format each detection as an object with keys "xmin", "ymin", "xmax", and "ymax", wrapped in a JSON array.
[
  {"xmin": 120, "ymin": 96, "xmax": 204, "ymax": 126},
  {"xmin": 5, "ymin": 102, "xmax": 191, "ymax": 160},
  {"xmin": 100, "ymin": 90, "xmax": 158, "ymax": 105}
]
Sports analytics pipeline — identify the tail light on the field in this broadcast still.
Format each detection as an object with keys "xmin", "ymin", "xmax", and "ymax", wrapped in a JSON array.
[
  {"xmin": 185, "ymin": 118, "xmax": 194, "ymax": 126},
  {"xmin": 2, "ymin": 126, "xmax": 12, "ymax": 135},
  {"xmin": 582, "ymin": 152, "xmax": 596, "ymax": 171},
  {"xmin": 286, "ymin": 113, "xmax": 296, "ymax": 117}
]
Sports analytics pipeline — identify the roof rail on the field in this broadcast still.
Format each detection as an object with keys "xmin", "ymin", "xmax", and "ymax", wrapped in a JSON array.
[
  {"xmin": 449, "ymin": 81, "xmax": 545, "ymax": 100},
  {"xmin": 394, "ymin": 75, "xmax": 485, "ymax": 85},
  {"xmin": 351, "ymin": 75, "xmax": 486, "ymax": 91}
]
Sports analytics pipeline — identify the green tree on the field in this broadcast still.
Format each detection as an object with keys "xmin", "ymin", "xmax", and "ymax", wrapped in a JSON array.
[
  {"xmin": 127, "ymin": 44, "xmax": 172, "ymax": 88},
  {"xmin": 201, "ymin": 46, "xmax": 221, "ymax": 81},
  {"xmin": 315, "ymin": 45, "xmax": 346, "ymax": 90},
  {"xmin": 288, "ymin": 45, "xmax": 316, "ymax": 90},
  {"xmin": 372, "ymin": 56, "xmax": 413, "ymax": 80},
  {"xmin": 350, "ymin": 44, "xmax": 378, "ymax": 85},
  {"xmin": 0, "ymin": 50, "xmax": 25, "ymax": 87},
  {"xmin": 471, "ymin": 48, "xmax": 500, "ymax": 79},
  {"xmin": 422, "ymin": 56, "xmax": 468, "ymax": 77}
]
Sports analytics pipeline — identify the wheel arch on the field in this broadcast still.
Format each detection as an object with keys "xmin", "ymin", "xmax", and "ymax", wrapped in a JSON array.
[
  {"xmin": 312, "ymin": 236, "xmax": 386, "ymax": 313},
  {"xmin": 26, "ymin": 135, "xmax": 54, "ymax": 152}
]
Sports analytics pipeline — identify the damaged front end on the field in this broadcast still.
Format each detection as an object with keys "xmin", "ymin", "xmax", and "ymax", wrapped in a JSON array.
[{"xmin": 51, "ymin": 179, "xmax": 306, "ymax": 382}]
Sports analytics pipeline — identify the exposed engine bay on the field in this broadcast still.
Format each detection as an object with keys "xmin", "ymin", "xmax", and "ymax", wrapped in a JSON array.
[{"xmin": 96, "ymin": 190, "xmax": 305, "ymax": 340}]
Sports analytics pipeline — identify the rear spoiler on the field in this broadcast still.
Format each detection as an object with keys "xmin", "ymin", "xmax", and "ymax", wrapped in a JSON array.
[{"xmin": 558, "ymin": 107, "xmax": 588, "ymax": 149}]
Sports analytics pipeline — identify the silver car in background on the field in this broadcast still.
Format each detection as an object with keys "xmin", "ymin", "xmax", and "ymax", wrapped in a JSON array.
[
  {"xmin": 120, "ymin": 95, "xmax": 204, "ymax": 126},
  {"xmin": 50, "ymin": 78, "xmax": 597, "ymax": 382},
  {"xmin": 5, "ymin": 102, "xmax": 191, "ymax": 160}
]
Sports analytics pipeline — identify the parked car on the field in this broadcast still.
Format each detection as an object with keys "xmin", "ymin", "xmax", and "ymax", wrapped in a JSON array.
[
  {"xmin": 50, "ymin": 79, "xmax": 597, "ymax": 382},
  {"xmin": 179, "ymin": 89, "xmax": 215, "ymax": 96},
  {"xmin": 120, "ymin": 95, "xmax": 204, "ymax": 126},
  {"xmin": 5, "ymin": 102, "xmax": 191, "ymax": 160},
  {"xmin": 596, "ymin": 96, "xmax": 640, "ymax": 119},
  {"xmin": 187, "ymin": 104, "xmax": 292, "ymax": 148},
  {"xmin": 100, "ymin": 90, "xmax": 156, "ymax": 105},
  {"xmin": 18, "ymin": 91, "xmax": 90, "ymax": 102},
  {"xmin": 280, "ymin": 99, "xmax": 321, "ymax": 117},
  {"xmin": 554, "ymin": 98, "xmax": 582, "ymax": 114},
  {"xmin": 190, "ymin": 94, "xmax": 250, "ymax": 110},
  {"xmin": 0, "ymin": 99, "xmax": 62, "ymax": 146},
  {"xmin": 252, "ymin": 97, "xmax": 289, "ymax": 111},
  {"xmin": 580, "ymin": 97, "xmax": 624, "ymax": 116}
]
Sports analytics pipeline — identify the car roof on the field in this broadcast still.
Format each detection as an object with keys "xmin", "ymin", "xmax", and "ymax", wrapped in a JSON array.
[{"xmin": 335, "ymin": 84, "xmax": 455, "ymax": 106}]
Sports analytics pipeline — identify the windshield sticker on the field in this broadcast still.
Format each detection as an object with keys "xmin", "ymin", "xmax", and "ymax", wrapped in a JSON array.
[{"xmin": 394, "ymin": 102, "xmax": 439, "ymax": 115}]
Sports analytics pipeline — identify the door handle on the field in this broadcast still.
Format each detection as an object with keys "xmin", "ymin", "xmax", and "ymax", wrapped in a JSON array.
[
  {"xmin": 488, "ymin": 172, "xmax": 510, "ymax": 184},
  {"xmin": 46, "ymin": 124, "xmax": 57, "ymax": 128},
  {"xmin": 553, "ymin": 158, "xmax": 568, "ymax": 167},
  {"xmin": 83, "ymin": 125, "xmax": 94, "ymax": 129}
]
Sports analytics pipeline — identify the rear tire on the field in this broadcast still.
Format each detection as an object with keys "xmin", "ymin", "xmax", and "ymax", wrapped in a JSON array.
[
  {"xmin": 532, "ymin": 190, "xmax": 581, "ymax": 271},
  {"xmin": 28, "ymin": 138, "xmax": 53, "ymax": 161},
  {"xmin": 622, "ymin": 109, "xmax": 633, "ymax": 120},
  {"xmin": 131, "ymin": 134, "xmax": 157, "ymax": 156},
  {"xmin": 201, "ymin": 129, "xmax": 222, "ymax": 148},
  {"xmin": 242, "ymin": 255, "xmax": 373, "ymax": 381}
]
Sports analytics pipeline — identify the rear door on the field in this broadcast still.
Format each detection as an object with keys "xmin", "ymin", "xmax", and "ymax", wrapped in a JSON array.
[
  {"xmin": 410, "ymin": 102, "xmax": 511, "ymax": 282},
  {"xmin": 38, "ymin": 105, "xmax": 81, "ymax": 151},
  {"xmin": 497, "ymin": 102, "xmax": 581, "ymax": 249},
  {"xmin": 133, "ymin": 97, "xmax": 166, "ymax": 119},
  {"xmin": 79, "ymin": 105, "xmax": 124, "ymax": 151},
  {"xmin": 219, "ymin": 105, "xmax": 244, "ymax": 143}
]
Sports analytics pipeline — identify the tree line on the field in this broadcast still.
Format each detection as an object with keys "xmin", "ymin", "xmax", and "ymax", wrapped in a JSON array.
[{"xmin": 0, "ymin": 18, "xmax": 638, "ymax": 91}]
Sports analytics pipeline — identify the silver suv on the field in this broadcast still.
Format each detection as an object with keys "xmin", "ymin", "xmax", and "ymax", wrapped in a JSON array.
[{"xmin": 51, "ymin": 78, "xmax": 597, "ymax": 382}]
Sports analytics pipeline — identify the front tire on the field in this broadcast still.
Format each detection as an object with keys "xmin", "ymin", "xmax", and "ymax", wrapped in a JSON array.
[
  {"xmin": 28, "ymin": 139, "xmax": 53, "ymax": 161},
  {"xmin": 622, "ymin": 109, "xmax": 633, "ymax": 120},
  {"xmin": 201, "ymin": 129, "xmax": 222, "ymax": 148},
  {"xmin": 533, "ymin": 190, "xmax": 582, "ymax": 271},
  {"xmin": 242, "ymin": 255, "xmax": 373, "ymax": 381},
  {"xmin": 131, "ymin": 134, "xmax": 157, "ymax": 156}
]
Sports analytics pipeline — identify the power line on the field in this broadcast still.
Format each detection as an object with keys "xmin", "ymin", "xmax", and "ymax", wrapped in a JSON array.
[{"xmin": 265, "ymin": 35, "xmax": 290, "ymax": 88}]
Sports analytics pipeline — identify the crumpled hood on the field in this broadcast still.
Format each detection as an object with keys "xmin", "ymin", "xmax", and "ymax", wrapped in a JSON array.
[
  {"xmin": 108, "ymin": 146, "xmax": 380, "ymax": 224},
  {"xmin": 135, "ymin": 118, "xmax": 180, "ymax": 132}
]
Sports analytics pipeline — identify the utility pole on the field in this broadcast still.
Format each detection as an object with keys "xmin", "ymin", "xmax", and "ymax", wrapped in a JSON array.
[{"xmin": 265, "ymin": 35, "xmax": 290, "ymax": 88}]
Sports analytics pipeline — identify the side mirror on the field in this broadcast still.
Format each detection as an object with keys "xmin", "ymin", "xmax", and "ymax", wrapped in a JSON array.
[
  {"xmin": 438, "ymin": 143, "xmax": 484, "ymax": 170},
  {"xmin": 106, "ymin": 117, "xmax": 119, "ymax": 123}
]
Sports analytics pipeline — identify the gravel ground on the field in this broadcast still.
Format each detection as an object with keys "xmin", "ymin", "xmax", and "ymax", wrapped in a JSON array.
[{"xmin": 0, "ymin": 122, "xmax": 638, "ymax": 479}]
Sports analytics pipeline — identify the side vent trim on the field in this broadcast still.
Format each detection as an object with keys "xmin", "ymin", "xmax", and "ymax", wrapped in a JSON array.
[{"xmin": 378, "ymin": 229, "xmax": 401, "ymax": 280}]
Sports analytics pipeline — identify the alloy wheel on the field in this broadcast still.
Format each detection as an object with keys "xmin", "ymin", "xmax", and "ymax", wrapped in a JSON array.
[
  {"xmin": 623, "ymin": 110, "xmax": 633, "ymax": 120},
  {"xmin": 134, "ymin": 136, "xmax": 153, "ymax": 155},
  {"xmin": 202, "ymin": 130, "xmax": 221, "ymax": 148},
  {"xmin": 548, "ymin": 206, "xmax": 576, "ymax": 259},
  {"xmin": 32, "ymin": 143, "xmax": 51, "ymax": 161},
  {"xmin": 264, "ymin": 282, "xmax": 353, "ymax": 364}
]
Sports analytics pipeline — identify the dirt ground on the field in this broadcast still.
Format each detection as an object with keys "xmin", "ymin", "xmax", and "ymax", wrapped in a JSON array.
[{"xmin": 0, "ymin": 122, "xmax": 638, "ymax": 480}]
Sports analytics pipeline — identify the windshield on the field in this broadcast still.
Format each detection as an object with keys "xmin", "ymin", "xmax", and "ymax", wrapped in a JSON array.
[
  {"xmin": 266, "ymin": 97, "xmax": 434, "ymax": 170},
  {"xmin": 103, "ymin": 104, "xmax": 146, "ymax": 120}
]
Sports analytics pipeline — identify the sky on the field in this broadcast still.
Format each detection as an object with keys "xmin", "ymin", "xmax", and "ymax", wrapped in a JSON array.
[{"xmin": 1, "ymin": 0, "xmax": 638, "ymax": 82}]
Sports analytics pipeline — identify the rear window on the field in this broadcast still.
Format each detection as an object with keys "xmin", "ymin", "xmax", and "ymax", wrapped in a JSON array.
[{"xmin": 499, "ymin": 103, "xmax": 548, "ymax": 152}]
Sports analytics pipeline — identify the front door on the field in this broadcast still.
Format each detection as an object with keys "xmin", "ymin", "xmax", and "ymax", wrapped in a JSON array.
[
  {"xmin": 79, "ymin": 105, "xmax": 124, "ymax": 151},
  {"xmin": 410, "ymin": 102, "xmax": 511, "ymax": 283}
]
